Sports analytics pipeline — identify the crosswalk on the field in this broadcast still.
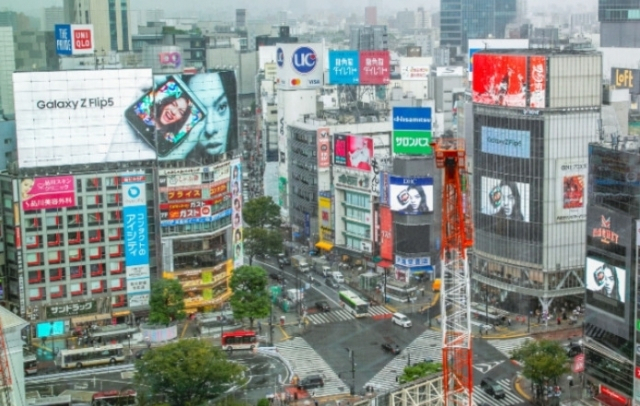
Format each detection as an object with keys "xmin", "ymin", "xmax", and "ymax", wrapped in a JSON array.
[
  {"xmin": 473, "ymin": 378, "xmax": 522, "ymax": 405},
  {"xmin": 275, "ymin": 337, "xmax": 350, "ymax": 396},
  {"xmin": 486, "ymin": 337, "xmax": 532, "ymax": 359},
  {"xmin": 365, "ymin": 329, "xmax": 442, "ymax": 392},
  {"xmin": 306, "ymin": 306, "xmax": 391, "ymax": 325}
]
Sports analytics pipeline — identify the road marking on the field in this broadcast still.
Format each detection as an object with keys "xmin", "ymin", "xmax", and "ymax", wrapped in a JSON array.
[{"xmin": 473, "ymin": 360, "xmax": 504, "ymax": 374}]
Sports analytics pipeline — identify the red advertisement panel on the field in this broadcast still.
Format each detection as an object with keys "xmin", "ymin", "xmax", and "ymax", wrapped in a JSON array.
[
  {"xmin": 472, "ymin": 53, "xmax": 527, "ymax": 107},
  {"xmin": 334, "ymin": 134, "xmax": 374, "ymax": 172},
  {"xmin": 317, "ymin": 127, "xmax": 331, "ymax": 168},
  {"xmin": 359, "ymin": 50, "xmax": 390, "ymax": 85},
  {"xmin": 159, "ymin": 200, "xmax": 214, "ymax": 211},
  {"xmin": 21, "ymin": 176, "xmax": 76, "ymax": 211},
  {"xmin": 379, "ymin": 206, "xmax": 393, "ymax": 260},
  {"xmin": 529, "ymin": 55, "xmax": 546, "ymax": 108}
]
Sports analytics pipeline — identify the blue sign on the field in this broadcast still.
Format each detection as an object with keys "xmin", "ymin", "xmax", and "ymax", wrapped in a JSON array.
[
  {"xmin": 468, "ymin": 48, "xmax": 481, "ymax": 75},
  {"xmin": 392, "ymin": 107, "xmax": 432, "ymax": 131},
  {"xmin": 55, "ymin": 24, "xmax": 72, "ymax": 56},
  {"xmin": 328, "ymin": 50, "xmax": 360, "ymax": 84},
  {"xmin": 481, "ymin": 126, "xmax": 531, "ymax": 159},
  {"xmin": 291, "ymin": 46, "xmax": 317, "ymax": 74},
  {"xmin": 276, "ymin": 47, "xmax": 284, "ymax": 67},
  {"xmin": 37, "ymin": 321, "xmax": 65, "ymax": 338},
  {"xmin": 160, "ymin": 208, "xmax": 232, "ymax": 227},
  {"xmin": 123, "ymin": 204, "xmax": 149, "ymax": 267},
  {"xmin": 304, "ymin": 212, "xmax": 310, "ymax": 237}
]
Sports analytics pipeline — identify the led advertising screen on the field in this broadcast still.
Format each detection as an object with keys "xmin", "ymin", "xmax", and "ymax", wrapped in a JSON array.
[
  {"xmin": 318, "ymin": 196, "xmax": 332, "ymax": 243},
  {"xmin": 586, "ymin": 258, "xmax": 627, "ymax": 319},
  {"xmin": 555, "ymin": 159, "xmax": 587, "ymax": 222},
  {"xmin": 472, "ymin": 53, "xmax": 527, "ymax": 107},
  {"xmin": 359, "ymin": 50, "xmax": 390, "ymax": 85},
  {"xmin": 333, "ymin": 134, "xmax": 373, "ymax": 171},
  {"xmin": 389, "ymin": 176, "xmax": 434, "ymax": 214},
  {"xmin": 36, "ymin": 321, "xmax": 65, "ymax": 338},
  {"xmin": 587, "ymin": 206, "xmax": 633, "ymax": 258},
  {"xmin": 395, "ymin": 224, "xmax": 430, "ymax": 255},
  {"xmin": 379, "ymin": 206, "xmax": 393, "ymax": 260},
  {"xmin": 328, "ymin": 50, "xmax": 360, "ymax": 85},
  {"xmin": 529, "ymin": 55, "xmax": 547, "ymax": 108},
  {"xmin": 480, "ymin": 127, "xmax": 530, "ymax": 159},
  {"xmin": 276, "ymin": 43, "xmax": 324, "ymax": 89},
  {"xmin": 480, "ymin": 176, "xmax": 530, "ymax": 222},
  {"xmin": 21, "ymin": 176, "xmax": 76, "ymax": 211}
]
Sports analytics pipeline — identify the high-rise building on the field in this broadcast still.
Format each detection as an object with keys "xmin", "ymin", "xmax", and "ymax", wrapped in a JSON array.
[
  {"xmin": 349, "ymin": 25, "xmax": 388, "ymax": 50},
  {"xmin": 236, "ymin": 9, "xmax": 246, "ymax": 29},
  {"xmin": 365, "ymin": 6, "xmax": 377, "ymax": 25},
  {"xmin": 144, "ymin": 8, "xmax": 164, "ymax": 24},
  {"xmin": 0, "ymin": 27, "xmax": 15, "ymax": 116},
  {"xmin": 63, "ymin": 0, "xmax": 132, "ymax": 52},
  {"xmin": 440, "ymin": 0, "xmax": 518, "ymax": 51},
  {"xmin": 599, "ymin": 0, "xmax": 640, "ymax": 47},
  {"xmin": 41, "ymin": 7, "xmax": 65, "ymax": 31}
]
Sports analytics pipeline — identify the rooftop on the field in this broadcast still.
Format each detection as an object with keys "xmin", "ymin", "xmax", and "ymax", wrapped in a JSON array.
[{"xmin": 0, "ymin": 305, "xmax": 28, "ymax": 332}]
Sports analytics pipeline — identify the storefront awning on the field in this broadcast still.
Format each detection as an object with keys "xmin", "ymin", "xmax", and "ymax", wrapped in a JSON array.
[
  {"xmin": 71, "ymin": 313, "xmax": 111, "ymax": 325},
  {"xmin": 315, "ymin": 241, "xmax": 334, "ymax": 251},
  {"xmin": 376, "ymin": 260, "xmax": 393, "ymax": 268},
  {"xmin": 594, "ymin": 393, "xmax": 628, "ymax": 406}
]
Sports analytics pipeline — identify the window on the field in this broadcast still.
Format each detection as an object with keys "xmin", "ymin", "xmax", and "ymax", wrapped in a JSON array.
[
  {"xmin": 70, "ymin": 266, "xmax": 84, "ymax": 279},
  {"xmin": 106, "ymin": 194, "xmax": 121, "ymax": 206},
  {"xmin": 28, "ymin": 270, "xmax": 43, "ymax": 284},
  {"xmin": 47, "ymin": 233, "xmax": 61, "ymax": 247},
  {"xmin": 45, "ymin": 215, "xmax": 60, "ymax": 227},
  {"xmin": 89, "ymin": 229, "xmax": 102, "ymax": 243},
  {"xmin": 90, "ymin": 263, "xmax": 104, "ymax": 276},
  {"xmin": 87, "ymin": 194, "xmax": 103, "ymax": 208},
  {"xmin": 50, "ymin": 285, "xmax": 65, "ymax": 299},
  {"xmin": 90, "ymin": 280, "xmax": 105, "ymax": 293},
  {"xmin": 26, "ymin": 235, "xmax": 40, "ymax": 249},
  {"xmin": 67, "ymin": 214, "xmax": 82, "ymax": 227},
  {"xmin": 26, "ymin": 253, "xmax": 41, "ymax": 266},
  {"xmin": 109, "ymin": 244, "xmax": 123, "ymax": 258},
  {"xmin": 47, "ymin": 251, "xmax": 62, "ymax": 264},
  {"xmin": 88, "ymin": 212, "xmax": 102, "ymax": 225},
  {"xmin": 49, "ymin": 268, "xmax": 64, "ymax": 282},
  {"xmin": 108, "ymin": 228, "xmax": 122, "ymax": 241},
  {"xmin": 110, "ymin": 278, "xmax": 125, "ymax": 291},
  {"xmin": 86, "ymin": 178, "xmax": 102, "ymax": 191},
  {"xmin": 70, "ymin": 283, "xmax": 85, "ymax": 296},
  {"xmin": 108, "ymin": 210, "xmax": 122, "ymax": 223},
  {"xmin": 112, "ymin": 294, "xmax": 126, "ymax": 308},
  {"xmin": 109, "ymin": 261, "xmax": 124, "ymax": 274},
  {"xmin": 89, "ymin": 246, "xmax": 103, "ymax": 260},
  {"xmin": 29, "ymin": 287, "xmax": 45, "ymax": 301},
  {"xmin": 25, "ymin": 217, "xmax": 40, "ymax": 230},
  {"xmin": 68, "ymin": 231, "xmax": 82, "ymax": 245},
  {"xmin": 105, "ymin": 177, "xmax": 120, "ymax": 189},
  {"xmin": 69, "ymin": 248, "xmax": 83, "ymax": 262}
]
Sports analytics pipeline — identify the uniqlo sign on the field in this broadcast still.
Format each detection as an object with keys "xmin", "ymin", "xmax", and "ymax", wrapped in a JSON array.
[{"xmin": 54, "ymin": 24, "xmax": 94, "ymax": 55}]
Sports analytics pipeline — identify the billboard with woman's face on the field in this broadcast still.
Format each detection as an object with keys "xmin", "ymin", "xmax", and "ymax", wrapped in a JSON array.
[
  {"xmin": 586, "ymin": 258, "xmax": 626, "ymax": 304},
  {"xmin": 480, "ymin": 176, "xmax": 530, "ymax": 222},
  {"xmin": 388, "ymin": 176, "xmax": 434, "ymax": 214}
]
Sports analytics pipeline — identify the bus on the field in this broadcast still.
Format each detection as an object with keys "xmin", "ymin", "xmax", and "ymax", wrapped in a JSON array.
[
  {"xmin": 55, "ymin": 344, "xmax": 126, "ymax": 369},
  {"xmin": 221, "ymin": 330, "xmax": 259, "ymax": 352},
  {"xmin": 92, "ymin": 389, "xmax": 137, "ymax": 406},
  {"xmin": 339, "ymin": 290, "xmax": 370, "ymax": 317},
  {"xmin": 24, "ymin": 351, "xmax": 38, "ymax": 375}
]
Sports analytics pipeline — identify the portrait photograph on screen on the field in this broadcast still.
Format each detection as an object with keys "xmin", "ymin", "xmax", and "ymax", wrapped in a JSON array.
[
  {"xmin": 480, "ymin": 176, "xmax": 530, "ymax": 222},
  {"xmin": 586, "ymin": 257, "xmax": 626, "ymax": 304},
  {"xmin": 389, "ymin": 176, "xmax": 434, "ymax": 214}
]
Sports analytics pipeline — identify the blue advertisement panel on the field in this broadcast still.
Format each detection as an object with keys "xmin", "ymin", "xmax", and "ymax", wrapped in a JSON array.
[
  {"xmin": 388, "ymin": 176, "xmax": 434, "ymax": 214},
  {"xmin": 481, "ymin": 126, "xmax": 531, "ymax": 158},
  {"xmin": 392, "ymin": 107, "xmax": 432, "ymax": 131},
  {"xmin": 161, "ymin": 208, "xmax": 232, "ymax": 227},
  {"xmin": 36, "ymin": 321, "xmax": 65, "ymax": 338},
  {"xmin": 328, "ymin": 50, "xmax": 360, "ymax": 85},
  {"xmin": 123, "ymin": 204, "xmax": 149, "ymax": 267},
  {"xmin": 54, "ymin": 24, "xmax": 72, "ymax": 55}
]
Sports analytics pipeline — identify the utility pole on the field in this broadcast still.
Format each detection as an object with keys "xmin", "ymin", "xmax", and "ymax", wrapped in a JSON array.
[
  {"xmin": 345, "ymin": 348, "xmax": 355, "ymax": 395},
  {"xmin": 485, "ymin": 283, "xmax": 489, "ymax": 326}
]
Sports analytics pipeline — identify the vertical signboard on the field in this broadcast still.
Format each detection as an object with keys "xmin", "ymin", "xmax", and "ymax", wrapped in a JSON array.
[
  {"xmin": 379, "ymin": 206, "xmax": 393, "ymax": 260},
  {"xmin": 328, "ymin": 50, "xmax": 360, "ymax": 85},
  {"xmin": 359, "ymin": 50, "xmax": 390, "ymax": 85},
  {"xmin": 231, "ymin": 159, "xmax": 244, "ymax": 268},
  {"xmin": 318, "ymin": 196, "xmax": 332, "ymax": 243},
  {"xmin": 317, "ymin": 127, "xmax": 331, "ymax": 168},
  {"xmin": 122, "ymin": 173, "xmax": 150, "ymax": 307},
  {"xmin": 529, "ymin": 55, "xmax": 547, "ymax": 108},
  {"xmin": 555, "ymin": 159, "xmax": 587, "ymax": 222},
  {"xmin": 392, "ymin": 107, "xmax": 433, "ymax": 155}
]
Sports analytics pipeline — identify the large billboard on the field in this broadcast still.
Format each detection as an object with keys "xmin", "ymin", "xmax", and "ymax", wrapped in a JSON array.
[
  {"xmin": 586, "ymin": 257, "xmax": 627, "ymax": 306},
  {"xmin": 54, "ymin": 24, "xmax": 94, "ymax": 56},
  {"xmin": 555, "ymin": 159, "xmax": 587, "ymax": 222},
  {"xmin": 472, "ymin": 53, "xmax": 527, "ymax": 107},
  {"xmin": 480, "ymin": 126, "xmax": 530, "ymax": 158},
  {"xmin": 389, "ymin": 176, "xmax": 434, "ymax": 214},
  {"xmin": 400, "ymin": 65, "xmax": 430, "ymax": 81},
  {"xmin": 467, "ymin": 39, "xmax": 529, "ymax": 81},
  {"xmin": 328, "ymin": 50, "xmax": 360, "ymax": 85},
  {"xmin": 359, "ymin": 50, "xmax": 390, "ymax": 85},
  {"xmin": 392, "ymin": 107, "xmax": 432, "ymax": 155},
  {"xmin": 480, "ymin": 176, "xmax": 530, "ymax": 222},
  {"xmin": 13, "ymin": 70, "xmax": 238, "ymax": 168},
  {"xmin": 21, "ymin": 176, "xmax": 76, "ymax": 211},
  {"xmin": 276, "ymin": 43, "xmax": 324, "ymax": 89},
  {"xmin": 379, "ymin": 206, "xmax": 393, "ymax": 260},
  {"xmin": 231, "ymin": 159, "xmax": 244, "ymax": 268},
  {"xmin": 333, "ymin": 134, "xmax": 373, "ymax": 172},
  {"xmin": 587, "ymin": 206, "xmax": 633, "ymax": 258},
  {"xmin": 317, "ymin": 127, "xmax": 331, "ymax": 168}
]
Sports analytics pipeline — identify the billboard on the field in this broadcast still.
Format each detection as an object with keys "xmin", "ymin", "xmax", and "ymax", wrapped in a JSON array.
[
  {"xmin": 400, "ymin": 66, "xmax": 430, "ymax": 81},
  {"xmin": 467, "ymin": 39, "xmax": 529, "ymax": 81},
  {"xmin": 529, "ymin": 55, "xmax": 547, "ymax": 108},
  {"xmin": 359, "ymin": 50, "xmax": 390, "ymax": 85},
  {"xmin": 435, "ymin": 66, "xmax": 464, "ymax": 76},
  {"xmin": 231, "ymin": 159, "xmax": 244, "ymax": 268},
  {"xmin": 480, "ymin": 127, "xmax": 530, "ymax": 158},
  {"xmin": 54, "ymin": 24, "xmax": 94, "ymax": 56},
  {"xmin": 392, "ymin": 107, "xmax": 432, "ymax": 155},
  {"xmin": 333, "ymin": 134, "xmax": 373, "ymax": 172},
  {"xmin": 318, "ymin": 196, "xmax": 332, "ymax": 243},
  {"xmin": 21, "ymin": 176, "xmax": 76, "ymax": 211},
  {"xmin": 276, "ymin": 43, "xmax": 324, "ymax": 89},
  {"xmin": 586, "ymin": 257, "xmax": 626, "ymax": 304},
  {"xmin": 587, "ymin": 206, "xmax": 633, "ymax": 257},
  {"xmin": 555, "ymin": 159, "xmax": 587, "ymax": 222},
  {"xmin": 36, "ymin": 321, "xmax": 65, "ymax": 338},
  {"xmin": 379, "ymin": 206, "xmax": 393, "ymax": 260},
  {"xmin": 480, "ymin": 176, "xmax": 530, "ymax": 222},
  {"xmin": 379, "ymin": 172, "xmax": 389, "ymax": 205},
  {"xmin": 328, "ymin": 50, "xmax": 360, "ymax": 85},
  {"xmin": 389, "ymin": 176, "xmax": 434, "ymax": 214},
  {"xmin": 317, "ymin": 127, "xmax": 331, "ymax": 168},
  {"xmin": 611, "ymin": 67, "xmax": 640, "ymax": 93},
  {"xmin": 122, "ymin": 173, "xmax": 150, "ymax": 307},
  {"xmin": 472, "ymin": 53, "xmax": 527, "ymax": 107}
]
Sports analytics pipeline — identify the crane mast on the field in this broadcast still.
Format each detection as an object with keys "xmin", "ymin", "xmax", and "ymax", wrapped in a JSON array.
[
  {"xmin": 0, "ymin": 313, "xmax": 14, "ymax": 406},
  {"xmin": 432, "ymin": 138, "xmax": 473, "ymax": 406}
]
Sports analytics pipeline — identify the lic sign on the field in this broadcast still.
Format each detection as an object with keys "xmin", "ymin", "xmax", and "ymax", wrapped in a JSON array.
[{"xmin": 55, "ymin": 24, "xmax": 94, "ymax": 56}]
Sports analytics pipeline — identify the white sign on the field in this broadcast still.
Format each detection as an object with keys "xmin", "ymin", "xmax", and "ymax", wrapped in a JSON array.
[
  {"xmin": 360, "ymin": 241, "xmax": 372, "ymax": 253},
  {"xmin": 128, "ymin": 293, "xmax": 150, "ymax": 308},
  {"xmin": 126, "ymin": 264, "xmax": 150, "ymax": 279},
  {"xmin": 400, "ymin": 66, "xmax": 430, "ymax": 80},
  {"xmin": 126, "ymin": 278, "xmax": 151, "ymax": 294},
  {"xmin": 122, "ymin": 183, "xmax": 147, "ymax": 206},
  {"xmin": 276, "ymin": 43, "xmax": 324, "ymax": 90},
  {"xmin": 436, "ymin": 66, "xmax": 464, "ymax": 76}
]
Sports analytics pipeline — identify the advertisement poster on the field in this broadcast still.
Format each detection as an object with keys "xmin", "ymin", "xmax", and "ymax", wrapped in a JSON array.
[
  {"xmin": 480, "ymin": 176, "xmax": 530, "ymax": 222},
  {"xmin": 231, "ymin": 159, "xmax": 244, "ymax": 268},
  {"xmin": 21, "ymin": 176, "xmax": 76, "ymax": 211},
  {"xmin": 379, "ymin": 206, "xmax": 393, "ymax": 260},
  {"xmin": 586, "ymin": 257, "xmax": 626, "ymax": 304},
  {"xmin": 480, "ymin": 127, "xmax": 531, "ymax": 159},
  {"xmin": 472, "ymin": 53, "xmax": 527, "ymax": 107},
  {"xmin": 333, "ymin": 134, "xmax": 373, "ymax": 172},
  {"xmin": 317, "ymin": 127, "xmax": 331, "ymax": 168},
  {"xmin": 389, "ymin": 176, "xmax": 434, "ymax": 214},
  {"xmin": 318, "ymin": 197, "xmax": 332, "ymax": 243},
  {"xmin": 400, "ymin": 66, "xmax": 430, "ymax": 81},
  {"xmin": 54, "ymin": 24, "xmax": 94, "ymax": 56},
  {"xmin": 328, "ymin": 50, "xmax": 360, "ymax": 85},
  {"xmin": 395, "ymin": 224, "xmax": 430, "ymax": 254},
  {"xmin": 555, "ymin": 159, "xmax": 587, "ymax": 222},
  {"xmin": 36, "ymin": 321, "xmax": 65, "ymax": 338},
  {"xmin": 359, "ymin": 50, "xmax": 390, "ymax": 85},
  {"xmin": 276, "ymin": 43, "xmax": 324, "ymax": 89},
  {"xmin": 529, "ymin": 55, "xmax": 547, "ymax": 108},
  {"xmin": 392, "ymin": 107, "xmax": 432, "ymax": 155}
]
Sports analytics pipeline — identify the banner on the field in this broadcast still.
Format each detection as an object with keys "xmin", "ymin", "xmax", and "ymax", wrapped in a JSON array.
[
  {"xmin": 319, "ymin": 196, "xmax": 332, "ymax": 242},
  {"xmin": 122, "ymin": 173, "xmax": 150, "ymax": 307},
  {"xmin": 21, "ymin": 176, "xmax": 76, "ymax": 211},
  {"xmin": 231, "ymin": 159, "xmax": 244, "ymax": 267},
  {"xmin": 317, "ymin": 127, "xmax": 331, "ymax": 168},
  {"xmin": 529, "ymin": 55, "xmax": 547, "ymax": 108},
  {"xmin": 379, "ymin": 206, "xmax": 393, "ymax": 260},
  {"xmin": 555, "ymin": 159, "xmax": 587, "ymax": 222}
]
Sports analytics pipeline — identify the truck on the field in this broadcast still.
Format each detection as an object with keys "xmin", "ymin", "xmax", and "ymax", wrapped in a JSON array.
[
  {"xmin": 290, "ymin": 255, "xmax": 311, "ymax": 273},
  {"xmin": 312, "ymin": 257, "xmax": 331, "ymax": 277}
]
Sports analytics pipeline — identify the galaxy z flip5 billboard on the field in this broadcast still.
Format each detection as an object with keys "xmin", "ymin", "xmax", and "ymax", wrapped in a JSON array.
[{"xmin": 473, "ymin": 114, "xmax": 544, "ymax": 264}]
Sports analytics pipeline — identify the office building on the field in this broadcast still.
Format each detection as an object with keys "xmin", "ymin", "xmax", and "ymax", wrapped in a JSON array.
[
  {"xmin": 349, "ymin": 25, "xmax": 388, "ymax": 51},
  {"xmin": 13, "ymin": 31, "xmax": 48, "ymax": 72},
  {"xmin": 599, "ymin": 0, "xmax": 640, "ymax": 47},
  {"xmin": 236, "ymin": 9, "xmax": 246, "ymax": 29},
  {"xmin": 365, "ymin": 6, "xmax": 377, "ymax": 25},
  {"xmin": 42, "ymin": 7, "xmax": 65, "ymax": 31},
  {"xmin": 63, "ymin": 0, "xmax": 132, "ymax": 52},
  {"xmin": 0, "ymin": 27, "xmax": 16, "ymax": 116}
]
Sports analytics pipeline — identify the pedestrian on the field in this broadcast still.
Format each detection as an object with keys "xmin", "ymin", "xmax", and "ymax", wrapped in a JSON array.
[
  {"xmin": 557, "ymin": 316, "xmax": 561, "ymax": 325},
  {"xmin": 479, "ymin": 328, "xmax": 483, "ymax": 337},
  {"xmin": 258, "ymin": 320, "xmax": 262, "ymax": 333},
  {"xmin": 507, "ymin": 318, "xmax": 511, "ymax": 327},
  {"xmin": 314, "ymin": 400, "xmax": 319, "ymax": 406}
]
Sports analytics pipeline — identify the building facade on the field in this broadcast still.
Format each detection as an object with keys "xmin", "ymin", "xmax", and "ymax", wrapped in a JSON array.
[
  {"xmin": 599, "ymin": 0, "xmax": 640, "ymax": 47},
  {"xmin": 349, "ymin": 25, "xmax": 388, "ymax": 51},
  {"xmin": 64, "ymin": 0, "xmax": 132, "ymax": 52}
]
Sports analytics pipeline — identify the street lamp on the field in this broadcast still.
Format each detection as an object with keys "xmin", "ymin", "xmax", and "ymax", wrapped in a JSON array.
[
  {"xmin": 345, "ymin": 348, "xmax": 356, "ymax": 395},
  {"xmin": 127, "ymin": 334, "xmax": 131, "ymax": 362}
]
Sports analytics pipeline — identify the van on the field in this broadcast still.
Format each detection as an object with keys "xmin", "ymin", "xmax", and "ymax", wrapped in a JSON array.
[
  {"xmin": 480, "ymin": 377, "xmax": 505, "ymax": 399},
  {"xmin": 392, "ymin": 313, "xmax": 412, "ymax": 328},
  {"xmin": 332, "ymin": 271, "xmax": 345, "ymax": 283},
  {"xmin": 297, "ymin": 374, "xmax": 324, "ymax": 390}
]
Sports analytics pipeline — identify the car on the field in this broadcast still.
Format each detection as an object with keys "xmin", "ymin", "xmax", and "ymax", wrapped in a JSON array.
[
  {"xmin": 480, "ymin": 377, "xmax": 506, "ymax": 399},
  {"xmin": 277, "ymin": 253, "xmax": 291, "ymax": 265},
  {"xmin": 134, "ymin": 348, "xmax": 151, "ymax": 359},
  {"xmin": 315, "ymin": 301, "xmax": 330, "ymax": 312},
  {"xmin": 325, "ymin": 278, "xmax": 339, "ymax": 289},
  {"xmin": 564, "ymin": 342, "xmax": 582, "ymax": 358},
  {"xmin": 297, "ymin": 374, "xmax": 324, "ymax": 390},
  {"xmin": 381, "ymin": 343, "xmax": 401, "ymax": 355},
  {"xmin": 392, "ymin": 313, "xmax": 412, "ymax": 328}
]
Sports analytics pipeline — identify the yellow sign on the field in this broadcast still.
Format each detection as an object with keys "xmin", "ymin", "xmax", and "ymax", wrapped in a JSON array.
[{"xmin": 202, "ymin": 271, "xmax": 212, "ymax": 284}]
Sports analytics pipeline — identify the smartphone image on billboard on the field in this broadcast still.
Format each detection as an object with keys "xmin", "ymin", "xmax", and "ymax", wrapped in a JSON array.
[{"xmin": 125, "ymin": 76, "xmax": 205, "ymax": 157}]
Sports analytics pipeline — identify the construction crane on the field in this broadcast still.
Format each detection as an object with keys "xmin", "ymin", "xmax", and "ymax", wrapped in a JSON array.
[
  {"xmin": 0, "ymin": 311, "xmax": 14, "ymax": 406},
  {"xmin": 432, "ymin": 137, "xmax": 473, "ymax": 406}
]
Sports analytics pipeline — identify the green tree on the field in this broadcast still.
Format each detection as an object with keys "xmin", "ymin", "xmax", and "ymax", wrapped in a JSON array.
[
  {"xmin": 399, "ymin": 361, "xmax": 443, "ymax": 384},
  {"xmin": 243, "ymin": 196, "xmax": 281, "ymax": 228},
  {"xmin": 148, "ymin": 278, "xmax": 187, "ymax": 326},
  {"xmin": 510, "ymin": 339, "xmax": 570, "ymax": 402},
  {"xmin": 134, "ymin": 339, "xmax": 244, "ymax": 406},
  {"xmin": 242, "ymin": 196, "xmax": 283, "ymax": 265},
  {"xmin": 229, "ymin": 265, "xmax": 271, "ymax": 329},
  {"xmin": 244, "ymin": 227, "xmax": 283, "ymax": 266}
]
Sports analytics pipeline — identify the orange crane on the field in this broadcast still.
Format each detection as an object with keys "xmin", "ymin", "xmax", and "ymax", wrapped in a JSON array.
[
  {"xmin": 0, "ymin": 313, "xmax": 14, "ymax": 406},
  {"xmin": 432, "ymin": 137, "xmax": 473, "ymax": 406}
]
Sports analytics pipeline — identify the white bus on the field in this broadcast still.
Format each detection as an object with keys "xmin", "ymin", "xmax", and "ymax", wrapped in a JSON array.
[
  {"xmin": 338, "ymin": 290, "xmax": 369, "ymax": 317},
  {"xmin": 55, "ymin": 344, "xmax": 126, "ymax": 369}
]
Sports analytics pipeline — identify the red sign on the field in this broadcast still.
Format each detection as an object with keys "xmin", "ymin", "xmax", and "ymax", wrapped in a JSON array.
[
  {"xmin": 359, "ymin": 50, "xmax": 390, "ymax": 85},
  {"xmin": 635, "ymin": 366, "xmax": 640, "ymax": 379},
  {"xmin": 160, "ymin": 200, "xmax": 214, "ymax": 211},
  {"xmin": 210, "ymin": 182, "xmax": 228, "ymax": 197},
  {"xmin": 529, "ymin": 55, "xmax": 546, "ymax": 108},
  {"xmin": 572, "ymin": 353, "xmax": 584, "ymax": 373},
  {"xmin": 592, "ymin": 214, "xmax": 620, "ymax": 244},
  {"xmin": 317, "ymin": 128, "xmax": 331, "ymax": 168},
  {"xmin": 379, "ymin": 206, "xmax": 393, "ymax": 260},
  {"xmin": 600, "ymin": 385, "xmax": 627, "ymax": 404},
  {"xmin": 165, "ymin": 206, "xmax": 212, "ymax": 220},
  {"xmin": 73, "ymin": 29, "xmax": 92, "ymax": 50},
  {"xmin": 472, "ymin": 53, "xmax": 527, "ymax": 107}
]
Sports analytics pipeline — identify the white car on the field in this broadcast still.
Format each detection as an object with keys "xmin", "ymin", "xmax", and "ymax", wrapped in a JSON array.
[{"xmin": 392, "ymin": 313, "xmax": 412, "ymax": 328}]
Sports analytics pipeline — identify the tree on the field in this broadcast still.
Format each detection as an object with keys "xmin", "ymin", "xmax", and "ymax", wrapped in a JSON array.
[
  {"xmin": 510, "ymin": 339, "xmax": 570, "ymax": 403},
  {"xmin": 244, "ymin": 227, "xmax": 283, "ymax": 266},
  {"xmin": 134, "ymin": 339, "xmax": 244, "ymax": 406},
  {"xmin": 243, "ymin": 196, "xmax": 281, "ymax": 228},
  {"xmin": 229, "ymin": 265, "xmax": 271, "ymax": 328},
  {"xmin": 242, "ymin": 196, "xmax": 283, "ymax": 265},
  {"xmin": 148, "ymin": 279, "xmax": 187, "ymax": 326},
  {"xmin": 399, "ymin": 361, "xmax": 443, "ymax": 384}
]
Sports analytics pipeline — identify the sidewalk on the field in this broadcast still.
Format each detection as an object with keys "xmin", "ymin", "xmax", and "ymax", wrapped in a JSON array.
[{"xmin": 514, "ymin": 373, "xmax": 601, "ymax": 406}]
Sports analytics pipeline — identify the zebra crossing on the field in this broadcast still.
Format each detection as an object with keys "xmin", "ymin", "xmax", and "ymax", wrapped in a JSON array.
[
  {"xmin": 473, "ymin": 378, "xmax": 523, "ymax": 405},
  {"xmin": 306, "ymin": 306, "xmax": 391, "ymax": 325},
  {"xmin": 486, "ymin": 337, "xmax": 532, "ymax": 359},
  {"xmin": 365, "ymin": 329, "xmax": 442, "ymax": 392},
  {"xmin": 275, "ymin": 337, "xmax": 350, "ymax": 396}
]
